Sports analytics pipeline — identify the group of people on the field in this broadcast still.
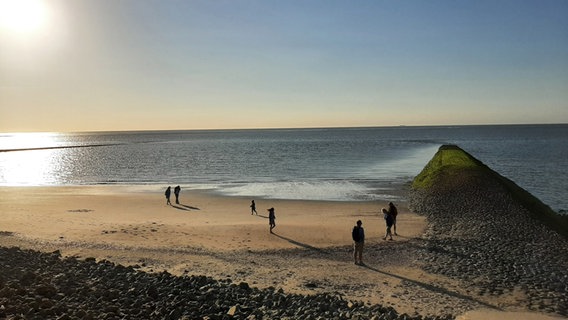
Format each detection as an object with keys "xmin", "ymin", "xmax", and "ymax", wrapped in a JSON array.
[
  {"xmin": 352, "ymin": 202, "xmax": 398, "ymax": 265},
  {"xmin": 164, "ymin": 190, "xmax": 394, "ymax": 266},
  {"xmin": 382, "ymin": 201, "xmax": 398, "ymax": 240},
  {"xmin": 164, "ymin": 186, "xmax": 182, "ymax": 205},
  {"xmin": 251, "ymin": 198, "xmax": 397, "ymax": 265},
  {"xmin": 250, "ymin": 200, "xmax": 276, "ymax": 233}
]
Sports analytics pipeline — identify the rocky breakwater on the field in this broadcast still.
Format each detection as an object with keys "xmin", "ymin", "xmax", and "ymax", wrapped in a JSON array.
[
  {"xmin": 0, "ymin": 246, "xmax": 455, "ymax": 320},
  {"xmin": 409, "ymin": 145, "xmax": 568, "ymax": 317}
]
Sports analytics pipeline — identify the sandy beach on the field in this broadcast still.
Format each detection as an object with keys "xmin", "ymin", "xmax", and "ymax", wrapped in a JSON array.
[{"xmin": 0, "ymin": 186, "xmax": 563, "ymax": 319}]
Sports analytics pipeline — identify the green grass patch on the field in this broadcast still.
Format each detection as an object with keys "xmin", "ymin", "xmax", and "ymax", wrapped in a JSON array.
[{"xmin": 412, "ymin": 145, "xmax": 483, "ymax": 190}]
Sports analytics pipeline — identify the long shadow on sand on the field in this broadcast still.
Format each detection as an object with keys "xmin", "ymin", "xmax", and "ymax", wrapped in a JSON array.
[
  {"xmin": 172, "ymin": 204, "xmax": 200, "ymax": 211},
  {"xmin": 360, "ymin": 264, "xmax": 498, "ymax": 311},
  {"xmin": 272, "ymin": 233, "xmax": 329, "ymax": 254}
]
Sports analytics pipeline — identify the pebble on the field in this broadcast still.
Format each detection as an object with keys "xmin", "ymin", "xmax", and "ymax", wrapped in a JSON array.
[{"xmin": 0, "ymin": 246, "xmax": 433, "ymax": 320}]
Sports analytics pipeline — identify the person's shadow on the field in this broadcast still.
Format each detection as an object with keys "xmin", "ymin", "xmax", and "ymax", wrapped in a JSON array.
[
  {"xmin": 359, "ymin": 264, "xmax": 498, "ymax": 310},
  {"xmin": 271, "ymin": 232, "xmax": 328, "ymax": 254},
  {"xmin": 172, "ymin": 204, "xmax": 200, "ymax": 211}
]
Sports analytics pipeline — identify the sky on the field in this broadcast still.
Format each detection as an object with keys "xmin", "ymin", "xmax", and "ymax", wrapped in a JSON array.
[{"xmin": 0, "ymin": 0, "xmax": 567, "ymax": 132}]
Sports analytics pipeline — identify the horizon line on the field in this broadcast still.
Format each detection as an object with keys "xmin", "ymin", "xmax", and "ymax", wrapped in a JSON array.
[{"xmin": 2, "ymin": 122, "xmax": 567, "ymax": 135}]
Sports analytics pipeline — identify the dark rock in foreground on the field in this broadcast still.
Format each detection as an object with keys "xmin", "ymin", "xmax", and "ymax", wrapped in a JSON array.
[
  {"xmin": 0, "ymin": 246, "xmax": 454, "ymax": 320},
  {"xmin": 410, "ymin": 145, "xmax": 568, "ymax": 317}
]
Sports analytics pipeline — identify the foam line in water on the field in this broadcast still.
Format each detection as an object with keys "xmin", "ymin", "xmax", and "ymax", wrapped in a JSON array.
[{"xmin": 210, "ymin": 180, "xmax": 397, "ymax": 202}]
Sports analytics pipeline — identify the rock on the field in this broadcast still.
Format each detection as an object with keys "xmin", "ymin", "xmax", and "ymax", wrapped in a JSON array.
[
  {"xmin": 238, "ymin": 282, "xmax": 250, "ymax": 291},
  {"xmin": 35, "ymin": 285, "xmax": 57, "ymax": 298},
  {"xmin": 227, "ymin": 305, "xmax": 238, "ymax": 316}
]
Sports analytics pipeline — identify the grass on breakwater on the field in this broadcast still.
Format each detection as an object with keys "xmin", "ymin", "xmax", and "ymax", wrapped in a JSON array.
[{"xmin": 412, "ymin": 144, "xmax": 568, "ymax": 239}]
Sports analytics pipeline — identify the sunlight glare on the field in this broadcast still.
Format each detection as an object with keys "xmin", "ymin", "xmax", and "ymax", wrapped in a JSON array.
[
  {"xmin": 0, "ymin": 133, "xmax": 62, "ymax": 185},
  {"xmin": 0, "ymin": 0, "xmax": 50, "ymax": 35},
  {"xmin": 0, "ymin": 132, "xmax": 60, "ymax": 151},
  {"xmin": 0, "ymin": 149, "xmax": 58, "ymax": 185}
]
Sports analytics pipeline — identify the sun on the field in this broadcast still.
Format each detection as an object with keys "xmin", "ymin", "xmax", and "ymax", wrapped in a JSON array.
[{"xmin": 0, "ymin": 0, "xmax": 50, "ymax": 35}]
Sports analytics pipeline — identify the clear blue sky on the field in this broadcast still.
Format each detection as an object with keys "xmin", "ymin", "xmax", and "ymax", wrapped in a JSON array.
[{"xmin": 1, "ymin": 0, "xmax": 567, "ymax": 132}]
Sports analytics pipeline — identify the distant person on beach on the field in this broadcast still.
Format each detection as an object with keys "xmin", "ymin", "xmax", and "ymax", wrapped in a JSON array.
[
  {"xmin": 268, "ymin": 207, "xmax": 276, "ymax": 233},
  {"xmin": 250, "ymin": 200, "xmax": 258, "ymax": 215},
  {"xmin": 174, "ymin": 185, "xmax": 181, "ymax": 204},
  {"xmin": 382, "ymin": 208, "xmax": 393, "ymax": 240},
  {"xmin": 352, "ymin": 220, "xmax": 365, "ymax": 265},
  {"xmin": 165, "ymin": 186, "xmax": 172, "ymax": 206},
  {"xmin": 388, "ymin": 202, "xmax": 398, "ymax": 236}
]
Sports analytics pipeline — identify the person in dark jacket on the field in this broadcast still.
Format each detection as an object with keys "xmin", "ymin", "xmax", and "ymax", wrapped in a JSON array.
[
  {"xmin": 250, "ymin": 200, "xmax": 258, "ymax": 215},
  {"xmin": 382, "ymin": 208, "xmax": 393, "ymax": 240},
  {"xmin": 174, "ymin": 185, "xmax": 181, "ymax": 204},
  {"xmin": 165, "ymin": 186, "xmax": 171, "ymax": 206},
  {"xmin": 352, "ymin": 220, "xmax": 365, "ymax": 265},
  {"xmin": 389, "ymin": 202, "xmax": 398, "ymax": 236},
  {"xmin": 268, "ymin": 207, "xmax": 276, "ymax": 233}
]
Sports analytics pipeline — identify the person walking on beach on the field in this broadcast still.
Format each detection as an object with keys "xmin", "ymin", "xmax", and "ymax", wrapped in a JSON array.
[
  {"xmin": 352, "ymin": 220, "xmax": 365, "ymax": 265},
  {"xmin": 268, "ymin": 207, "xmax": 276, "ymax": 233},
  {"xmin": 174, "ymin": 185, "xmax": 181, "ymax": 204},
  {"xmin": 388, "ymin": 202, "xmax": 398, "ymax": 236},
  {"xmin": 250, "ymin": 200, "xmax": 258, "ymax": 215},
  {"xmin": 165, "ymin": 186, "xmax": 172, "ymax": 206},
  {"xmin": 382, "ymin": 208, "xmax": 393, "ymax": 240}
]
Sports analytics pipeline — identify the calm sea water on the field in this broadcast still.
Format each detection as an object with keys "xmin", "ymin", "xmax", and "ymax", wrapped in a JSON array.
[{"xmin": 0, "ymin": 125, "xmax": 566, "ymax": 213}]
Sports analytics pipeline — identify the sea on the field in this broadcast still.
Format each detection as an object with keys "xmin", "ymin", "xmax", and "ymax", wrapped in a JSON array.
[{"xmin": 0, "ymin": 124, "xmax": 566, "ymax": 213}]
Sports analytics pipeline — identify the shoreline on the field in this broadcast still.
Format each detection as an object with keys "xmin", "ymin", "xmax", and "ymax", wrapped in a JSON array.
[
  {"xmin": 0, "ymin": 183, "xmax": 411, "ymax": 202},
  {"xmin": 0, "ymin": 185, "xmax": 562, "ymax": 319}
]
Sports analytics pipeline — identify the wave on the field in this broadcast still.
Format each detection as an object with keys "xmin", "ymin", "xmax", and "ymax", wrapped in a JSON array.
[{"xmin": 205, "ymin": 180, "xmax": 401, "ymax": 202}]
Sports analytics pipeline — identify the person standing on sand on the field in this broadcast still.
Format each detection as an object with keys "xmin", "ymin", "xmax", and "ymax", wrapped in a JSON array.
[
  {"xmin": 382, "ymin": 208, "xmax": 393, "ymax": 240},
  {"xmin": 165, "ymin": 186, "xmax": 172, "ymax": 206},
  {"xmin": 250, "ymin": 200, "xmax": 258, "ymax": 215},
  {"xmin": 388, "ymin": 202, "xmax": 398, "ymax": 236},
  {"xmin": 174, "ymin": 185, "xmax": 181, "ymax": 204},
  {"xmin": 352, "ymin": 220, "xmax": 365, "ymax": 265},
  {"xmin": 268, "ymin": 207, "xmax": 276, "ymax": 233}
]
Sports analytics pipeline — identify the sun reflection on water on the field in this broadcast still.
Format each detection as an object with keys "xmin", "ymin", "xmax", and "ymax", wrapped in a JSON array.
[
  {"xmin": 0, "ymin": 132, "xmax": 62, "ymax": 151},
  {"xmin": 0, "ymin": 149, "xmax": 62, "ymax": 186},
  {"xmin": 0, "ymin": 133, "xmax": 63, "ymax": 185}
]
